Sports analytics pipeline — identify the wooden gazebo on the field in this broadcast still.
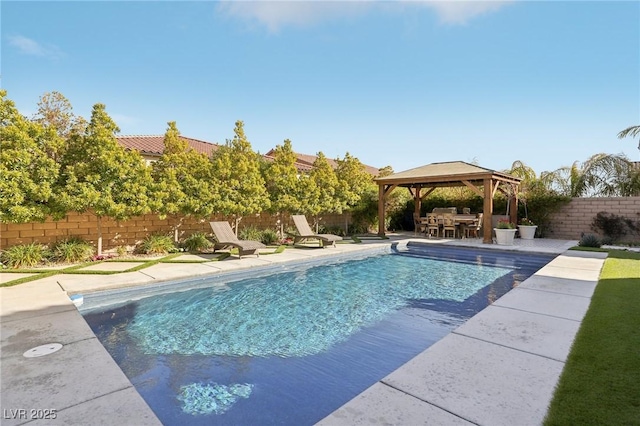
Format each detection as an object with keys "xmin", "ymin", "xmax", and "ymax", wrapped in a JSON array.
[{"xmin": 375, "ymin": 161, "xmax": 522, "ymax": 243}]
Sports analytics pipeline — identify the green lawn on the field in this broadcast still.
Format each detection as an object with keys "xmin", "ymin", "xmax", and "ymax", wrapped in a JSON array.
[{"xmin": 544, "ymin": 250, "xmax": 640, "ymax": 425}]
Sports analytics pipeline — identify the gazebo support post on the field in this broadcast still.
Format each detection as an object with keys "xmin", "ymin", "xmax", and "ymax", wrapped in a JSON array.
[
  {"xmin": 482, "ymin": 178, "xmax": 493, "ymax": 244},
  {"xmin": 414, "ymin": 185, "xmax": 422, "ymax": 220},
  {"xmin": 509, "ymin": 185, "xmax": 519, "ymax": 226},
  {"xmin": 378, "ymin": 184, "xmax": 386, "ymax": 237}
]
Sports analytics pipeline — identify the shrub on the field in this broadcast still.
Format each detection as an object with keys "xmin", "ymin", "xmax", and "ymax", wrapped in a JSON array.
[
  {"xmin": 239, "ymin": 226, "xmax": 262, "ymax": 241},
  {"xmin": 591, "ymin": 211, "xmax": 639, "ymax": 243},
  {"xmin": 137, "ymin": 234, "xmax": 176, "ymax": 255},
  {"xmin": 50, "ymin": 237, "xmax": 95, "ymax": 263},
  {"xmin": 260, "ymin": 229, "xmax": 279, "ymax": 245},
  {"xmin": 579, "ymin": 233, "xmax": 602, "ymax": 248},
  {"xmin": 348, "ymin": 222, "xmax": 369, "ymax": 235},
  {"xmin": 284, "ymin": 226, "xmax": 298, "ymax": 237},
  {"xmin": 181, "ymin": 232, "xmax": 213, "ymax": 253},
  {"xmin": 318, "ymin": 225, "xmax": 345, "ymax": 236},
  {"xmin": 0, "ymin": 243, "xmax": 50, "ymax": 269}
]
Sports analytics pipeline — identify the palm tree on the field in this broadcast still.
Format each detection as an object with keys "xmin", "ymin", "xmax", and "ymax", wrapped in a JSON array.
[
  {"xmin": 618, "ymin": 125, "xmax": 640, "ymax": 153},
  {"xmin": 618, "ymin": 125, "xmax": 640, "ymax": 139},
  {"xmin": 540, "ymin": 161, "xmax": 586, "ymax": 197},
  {"xmin": 544, "ymin": 153, "xmax": 640, "ymax": 197}
]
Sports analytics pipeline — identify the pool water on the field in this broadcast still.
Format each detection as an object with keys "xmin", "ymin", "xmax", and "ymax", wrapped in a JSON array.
[{"xmin": 82, "ymin": 245, "xmax": 553, "ymax": 425}]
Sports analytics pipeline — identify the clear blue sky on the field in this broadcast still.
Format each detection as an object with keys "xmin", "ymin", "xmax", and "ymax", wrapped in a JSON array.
[{"xmin": 2, "ymin": 1, "xmax": 639, "ymax": 174}]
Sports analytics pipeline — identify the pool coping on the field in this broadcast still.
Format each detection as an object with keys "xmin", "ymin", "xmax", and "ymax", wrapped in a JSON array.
[{"xmin": 0, "ymin": 236, "xmax": 602, "ymax": 425}]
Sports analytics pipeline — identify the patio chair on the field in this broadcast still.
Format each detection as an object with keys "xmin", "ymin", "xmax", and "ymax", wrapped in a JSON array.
[
  {"xmin": 413, "ymin": 212, "xmax": 427, "ymax": 236},
  {"xmin": 209, "ymin": 221, "xmax": 266, "ymax": 258},
  {"xmin": 291, "ymin": 215, "xmax": 343, "ymax": 247},
  {"xmin": 442, "ymin": 213, "xmax": 457, "ymax": 238},
  {"xmin": 426, "ymin": 213, "xmax": 440, "ymax": 238},
  {"xmin": 464, "ymin": 213, "xmax": 483, "ymax": 238}
]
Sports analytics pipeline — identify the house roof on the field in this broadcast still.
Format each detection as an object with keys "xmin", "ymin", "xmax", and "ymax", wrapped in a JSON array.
[
  {"xmin": 264, "ymin": 149, "xmax": 380, "ymax": 176},
  {"xmin": 375, "ymin": 161, "xmax": 521, "ymax": 187},
  {"xmin": 117, "ymin": 135, "xmax": 219, "ymax": 157},
  {"xmin": 117, "ymin": 135, "xmax": 379, "ymax": 175}
]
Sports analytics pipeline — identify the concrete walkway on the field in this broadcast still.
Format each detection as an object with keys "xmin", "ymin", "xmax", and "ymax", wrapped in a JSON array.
[{"xmin": 0, "ymin": 236, "xmax": 604, "ymax": 425}]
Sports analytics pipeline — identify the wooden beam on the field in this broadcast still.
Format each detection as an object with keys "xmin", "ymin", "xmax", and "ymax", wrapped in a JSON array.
[
  {"xmin": 462, "ymin": 180, "xmax": 484, "ymax": 198},
  {"xmin": 422, "ymin": 187, "xmax": 436, "ymax": 198},
  {"xmin": 384, "ymin": 184, "xmax": 398, "ymax": 197},
  {"xmin": 492, "ymin": 180, "xmax": 501, "ymax": 198}
]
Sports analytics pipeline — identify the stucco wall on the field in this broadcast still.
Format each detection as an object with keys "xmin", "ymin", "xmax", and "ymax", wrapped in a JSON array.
[
  {"xmin": 546, "ymin": 197, "xmax": 640, "ymax": 242},
  {"xmin": 0, "ymin": 211, "xmax": 351, "ymax": 251}
]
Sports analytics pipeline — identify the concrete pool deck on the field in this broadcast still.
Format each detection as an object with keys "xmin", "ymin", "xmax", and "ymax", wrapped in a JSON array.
[{"xmin": 0, "ymin": 236, "xmax": 605, "ymax": 425}]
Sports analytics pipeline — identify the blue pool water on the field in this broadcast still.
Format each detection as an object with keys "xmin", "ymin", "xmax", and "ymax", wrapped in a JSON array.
[{"xmin": 82, "ymin": 244, "xmax": 553, "ymax": 425}]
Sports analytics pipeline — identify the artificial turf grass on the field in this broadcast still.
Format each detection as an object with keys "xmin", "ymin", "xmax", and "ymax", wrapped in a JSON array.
[{"xmin": 544, "ymin": 251, "xmax": 640, "ymax": 426}]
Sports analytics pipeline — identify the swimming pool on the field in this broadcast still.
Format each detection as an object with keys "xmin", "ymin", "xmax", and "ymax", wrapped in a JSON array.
[{"xmin": 81, "ymin": 244, "xmax": 554, "ymax": 425}]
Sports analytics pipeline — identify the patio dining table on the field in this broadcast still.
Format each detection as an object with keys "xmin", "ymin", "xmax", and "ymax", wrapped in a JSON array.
[
  {"xmin": 454, "ymin": 214, "xmax": 478, "ymax": 238},
  {"xmin": 419, "ymin": 214, "xmax": 478, "ymax": 238}
]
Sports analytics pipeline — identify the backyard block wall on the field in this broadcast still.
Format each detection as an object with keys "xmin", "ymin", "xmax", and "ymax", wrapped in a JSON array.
[
  {"xmin": 4, "ymin": 197, "xmax": 639, "ymax": 249},
  {"xmin": 546, "ymin": 197, "xmax": 640, "ymax": 242},
  {"xmin": 0, "ymin": 211, "xmax": 351, "ymax": 252}
]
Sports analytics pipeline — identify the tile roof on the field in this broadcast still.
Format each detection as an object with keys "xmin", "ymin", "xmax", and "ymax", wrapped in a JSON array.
[
  {"xmin": 264, "ymin": 149, "xmax": 380, "ymax": 176},
  {"xmin": 117, "ymin": 135, "xmax": 219, "ymax": 157},
  {"xmin": 117, "ymin": 136, "xmax": 380, "ymax": 176}
]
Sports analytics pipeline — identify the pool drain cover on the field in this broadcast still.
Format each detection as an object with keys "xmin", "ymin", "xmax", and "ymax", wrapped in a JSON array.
[{"xmin": 23, "ymin": 343, "xmax": 63, "ymax": 358}]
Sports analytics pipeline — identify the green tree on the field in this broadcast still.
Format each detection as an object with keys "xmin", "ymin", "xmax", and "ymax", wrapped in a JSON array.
[
  {"xmin": 210, "ymin": 120, "xmax": 270, "ymax": 234},
  {"xmin": 543, "ymin": 153, "xmax": 640, "ymax": 197},
  {"xmin": 58, "ymin": 103, "xmax": 153, "ymax": 254},
  {"xmin": 541, "ymin": 161, "xmax": 585, "ymax": 197},
  {"xmin": 152, "ymin": 122, "xmax": 219, "ymax": 240},
  {"xmin": 302, "ymin": 152, "xmax": 341, "ymax": 230},
  {"xmin": 353, "ymin": 165, "xmax": 411, "ymax": 233},
  {"xmin": 334, "ymin": 152, "xmax": 374, "ymax": 232},
  {"xmin": 264, "ymin": 139, "xmax": 302, "ymax": 236},
  {"xmin": 0, "ymin": 90, "xmax": 62, "ymax": 223},
  {"xmin": 31, "ymin": 91, "xmax": 87, "ymax": 158}
]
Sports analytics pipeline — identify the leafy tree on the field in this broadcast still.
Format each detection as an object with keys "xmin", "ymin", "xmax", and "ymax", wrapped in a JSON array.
[
  {"xmin": 377, "ymin": 165, "xmax": 394, "ymax": 177},
  {"xmin": 264, "ymin": 139, "xmax": 302, "ymax": 236},
  {"xmin": 151, "ymin": 122, "xmax": 219, "ymax": 240},
  {"xmin": 31, "ymin": 91, "xmax": 87, "ymax": 158},
  {"xmin": 210, "ymin": 120, "xmax": 270, "ymax": 234},
  {"xmin": 334, "ymin": 152, "xmax": 374, "ymax": 231},
  {"xmin": 301, "ymin": 152, "xmax": 341, "ymax": 230},
  {"xmin": 0, "ymin": 90, "xmax": 62, "ymax": 223},
  {"xmin": 58, "ymin": 103, "xmax": 153, "ymax": 254},
  {"xmin": 340, "ymin": 164, "xmax": 403, "ymax": 234}
]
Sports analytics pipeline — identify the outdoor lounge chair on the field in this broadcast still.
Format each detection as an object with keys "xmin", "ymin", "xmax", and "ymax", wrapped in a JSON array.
[
  {"xmin": 291, "ymin": 215, "xmax": 343, "ymax": 247},
  {"xmin": 209, "ymin": 221, "xmax": 265, "ymax": 258}
]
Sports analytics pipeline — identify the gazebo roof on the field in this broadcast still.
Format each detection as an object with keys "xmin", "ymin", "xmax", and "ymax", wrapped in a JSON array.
[{"xmin": 375, "ymin": 161, "xmax": 521, "ymax": 187}]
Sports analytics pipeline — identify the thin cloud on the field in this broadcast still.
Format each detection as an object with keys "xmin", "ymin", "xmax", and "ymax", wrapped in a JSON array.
[
  {"xmin": 110, "ymin": 113, "xmax": 139, "ymax": 126},
  {"xmin": 421, "ymin": 1, "xmax": 515, "ymax": 25},
  {"xmin": 216, "ymin": 1, "xmax": 370, "ymax": 33},
  {"xmin": 9, "ymin": 35, "xmax": 64, "ymax": 59},
  {"xmin": 215, "ymin": 0, "xmax": 514, "ymax": 31}
]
